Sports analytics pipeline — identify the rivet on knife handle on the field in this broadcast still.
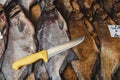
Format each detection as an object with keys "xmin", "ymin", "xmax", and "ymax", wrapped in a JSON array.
[{"xmin": 12, "ymin": 50, "xmax": 48, "ymax": 70}]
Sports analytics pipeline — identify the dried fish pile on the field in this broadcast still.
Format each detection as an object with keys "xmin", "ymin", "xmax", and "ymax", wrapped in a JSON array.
[{"xmin": 0, "ymin": 0, "xmax": 119, "ymax": 80}]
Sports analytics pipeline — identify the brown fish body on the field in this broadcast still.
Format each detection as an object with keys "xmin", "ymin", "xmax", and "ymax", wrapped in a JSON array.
[
  {"xmin": 113, "ymin": 2, "xmax": 120, "ymax": 24},
  {"xmin": 2, "ymin": 5, "xmax": 36, "ymax": 80},
  {"xmin": 54, "ymin": 0, "xmax": 73, "ymax": 19},
  {"xmin": 81, "ymin": 2, "xmax": 120, "ymax": 80},
  {"xmin": 99, "ymin": 0, "xmax": 117, "ymax": 14},
  {"xmin": 77, "ymin": 0, "xmax": 94, "ymax": 9},
  {"xmin": 68, "ymin": 17, "xmax": 99, "ymax": 80},
  {"xmin": 92, "ymin": 3, "xmax": 120, "ymax": 80},
  {"xmin": 93, "ymin": 21, "xmax": 119, "ymax": 80},
  {"xmin": 66, "ymin": 1, "xmax": 99, "ymax": 80}
]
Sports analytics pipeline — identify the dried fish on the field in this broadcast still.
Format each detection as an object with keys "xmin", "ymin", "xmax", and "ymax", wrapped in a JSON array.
[
  {"xmin": 34, "ymin": 0, "xmax": 76, "ymax": 80},
  {"xmin": 113, "ymin": 2, "xmax": 120, "ymax": 24},
  {"xmin": 16, "ymin": 0, "xmax": 35, "ymax": 11},
  {"xmin": 66, "ymin": 1, "xmax": 99, "ymax": 80},
  {"xmin": 0, "ymin": 4, "xmax": 7, "ymax": 80},
  {"xmin": 99, "ymin": 0, "xmax": 116, "ymax": 14},
  {"xmin": 0, "ymin": 4, "xmax": 8, "ymax": 61},
  {"xmin": 68, "ymin": 16, "xmax": 99, "ymax": 80},
  {"xmin": 84, "ymin": 0, "xmax": 94, "ymax": 8},
  {"xmin": 0, "ymin": 70, "xmax": 5, "ymax": 80},
  {"xmin": 77, "ymin": 0, "xmax": 96, "ymax": 21},
  {"xmin": 77, "ymin": 0, "xmax": 94, "ymax": 9},
  {"xmin": 26, "ymin": 72, "xmax": 35, "ymax": 80},
  {"xmin": 2, "ymin": 4, "xmax": 36, "ymax": 80},
  {"xmin": 62, "ymin": 65, "xmax": 77, "ymax": 80},
  {"xmin": 93, "ymin": 4, "xmax": 120, "ymax": 80},
  {"xmin": 54, "ymin": 0, "xmax": 73, "ymax": 19},
  {"xmin": 16, "ymin": 0, "xmax": 42, "ymax": 24},
  {"xmin": 70, "ymin": 0, "xmax": 84, "ymax": 20}
]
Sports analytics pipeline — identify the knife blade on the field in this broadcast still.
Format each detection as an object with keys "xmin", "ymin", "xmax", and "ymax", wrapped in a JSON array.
[{"xmin": 12, "ymin": 36, "xmax": 85, "ymax": 70}]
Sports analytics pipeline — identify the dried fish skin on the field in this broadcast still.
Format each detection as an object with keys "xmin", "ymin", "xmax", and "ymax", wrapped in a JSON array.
[
  {"xmin": 68, "ymin": 16, "xmax": 99, "ymax": 80},
  {"xmin": 93, "ymin": 21, "xmax": 120, "ymax": 80},
  {"xmin": 77, "ymin": 0, "xmax": 94, "ymax": 9},
  {"xmin": 16, "ymin": 0, "xmax": 40, "ymax": 21},
  {"xmin": 99, "ymin": 0, "xmax": 116, "ymax": 14},
  {"xmin": 0, "ymin": 4, "xmax": 8, "ymax": 62},
  {"xmin": 0, "ymin": 39, "xmax": 4, "ymax": 59},
  {"xmin": 34, "ymin": 1, "xmax": 76, "ymax": 80},
  {"xmin": 113, "ymin": 2, "xmax": 120, "ymax": 24},
  {"xmin": 2, "ymin": 5, "xmax": 36, "ymax": 80},
  {"xmin": 54, "ymin": 0, "xmax": 73, "ymax": 19},
  {"xmin": 0, "ymin": 4, "xmax": 8, "ymax": 80},
  {"xmin": 92, "ymin": 3, "xmax": 120, "ymax": 79},
  {"xmin": 0, "ymin": 69, "xmax": 5, "ymax": 80}
]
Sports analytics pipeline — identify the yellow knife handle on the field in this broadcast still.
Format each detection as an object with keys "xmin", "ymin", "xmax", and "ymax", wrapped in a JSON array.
[{"xmin": 12, "ymin": 50, "xmax": 48, "ymax": 70}]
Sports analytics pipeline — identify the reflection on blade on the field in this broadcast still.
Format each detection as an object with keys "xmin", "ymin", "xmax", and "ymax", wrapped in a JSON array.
[{"xmin": 47, "ymin": 36, "xmax": 85, "ymax": 58}]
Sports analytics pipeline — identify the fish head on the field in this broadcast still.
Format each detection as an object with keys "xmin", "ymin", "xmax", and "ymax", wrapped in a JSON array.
[
  {"xmin": 62, "ymin": 0, "xmax": 73, "ymax": 14},
  {"xmin": 40, "ymin": 0, "xmax": 55, "ymax": 11},
  {"xmin": 7, "ymin": 3, "xmax": 25, "ymax": 33},
  {"xmin": 54, "ymin": 0, "xmax": 73, "ymax": 19},
  {"xmin": 17, "ymin": 0, "xmax": 36, "ymax": 11},
  {"xmin": 94, "ymin": 8, "xmax": 108, "ymax": 21},
  {"xmin": 84, "ymin": 0, "xmax": 94, "ymax": 8},
  {"xmin": 9, "ymin": 4, "xmax": 26, "ymax": 33},
  {"xmin": 8, "ymin": 3, "xmax": 22, "ymax": 18},
  {"xmin": 71, "ymin": 0, "xmax": 80, "ymax": 13}
]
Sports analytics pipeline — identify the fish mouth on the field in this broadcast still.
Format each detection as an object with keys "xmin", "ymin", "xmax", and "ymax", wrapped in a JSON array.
[
  {"xmin": 9, "ymin": 5, "xmax": 22, "ymax": 18},
  {"xmin": 6, "ymin": 2, "xmax": 22, "ymax": 18}
]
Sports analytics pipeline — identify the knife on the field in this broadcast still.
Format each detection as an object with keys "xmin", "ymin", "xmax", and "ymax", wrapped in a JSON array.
[{"xmin": 12, "ymin": 36, "xmax": 85, "ymax": 70}]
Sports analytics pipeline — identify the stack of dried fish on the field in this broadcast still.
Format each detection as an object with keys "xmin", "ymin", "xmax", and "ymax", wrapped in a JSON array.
[
  {"xmin": 0, "ymin": 0, "xmax": 119, "ymax": 80},
  {"xmin": 0, "ymin": 3, "xmax": 8, "ymax": 80}
]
